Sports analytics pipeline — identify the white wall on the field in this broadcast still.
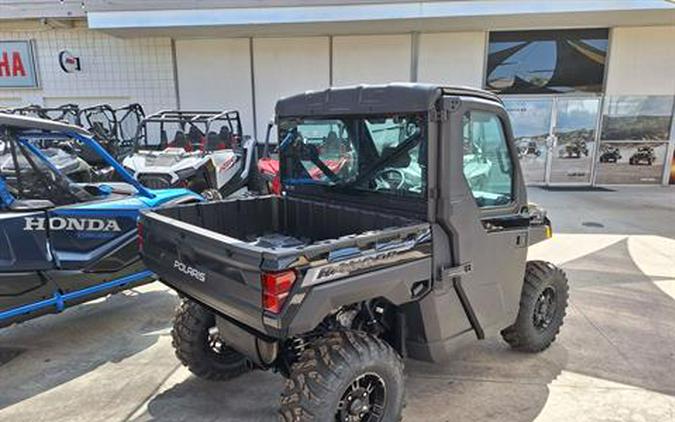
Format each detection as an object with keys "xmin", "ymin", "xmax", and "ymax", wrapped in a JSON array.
[
  {"xmin": 418, "ymin": 31, "xmax": 486, "ymax": 88},
  {"xmin": 0, "ymin": 27, "xmax": 176, "ymax": 114},
  {"xmin": 606, "ymin": 26, "xmax": 675, "ymax": 96},
  {"xmin": 175, "ymin": 38, "xmax": 254, "ymax": 135},
  {"xmin": 253, "ymin": 37, "xmax": 329, "ymax": 141},
  {"xmin": 332, "ymin": 34, "xmax": 411, "ymax": 86}
]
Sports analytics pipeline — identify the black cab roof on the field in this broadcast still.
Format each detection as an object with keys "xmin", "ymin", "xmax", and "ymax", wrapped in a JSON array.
[{"xmin": 275, "ymin": 83, "xmax": 502, "ymax": 118}]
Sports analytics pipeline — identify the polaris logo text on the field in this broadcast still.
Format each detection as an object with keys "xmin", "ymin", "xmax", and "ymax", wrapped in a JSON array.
[
  {"xmin": 23, "ymin": 217, "xmax": 121, "ymax": 232},
  {"xmin": 173, "ymin": 260, "xmax": 206, "ymax": 283}
]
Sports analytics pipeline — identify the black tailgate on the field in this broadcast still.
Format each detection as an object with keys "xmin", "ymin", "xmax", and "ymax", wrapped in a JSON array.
[{"xmin": 140, "ymin": 210, "xmax": 267, "ymax": 333}]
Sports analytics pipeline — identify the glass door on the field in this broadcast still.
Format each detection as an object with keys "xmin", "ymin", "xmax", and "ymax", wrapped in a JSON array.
[
  {"xmin": 503, "ymin": 98, "xmax": 554, "ymax": 184},
  {"xmin": 549, "ymin": 97, "xmax": 601, "ymax": 184}
]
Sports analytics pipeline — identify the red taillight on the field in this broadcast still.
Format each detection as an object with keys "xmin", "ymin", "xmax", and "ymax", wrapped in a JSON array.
[
  {"xmin": 137, "ymin": 220, "xmax": 144, "ymax": 253},
  {"xmin": 261, "ymin": 270, "xmax": 296, "ymax": 314}
]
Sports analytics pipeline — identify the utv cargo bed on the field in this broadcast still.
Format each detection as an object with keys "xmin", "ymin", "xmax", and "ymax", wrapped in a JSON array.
[{"xmin": 140, "ymin": 196, "xmax": 430, "ymax": 334}]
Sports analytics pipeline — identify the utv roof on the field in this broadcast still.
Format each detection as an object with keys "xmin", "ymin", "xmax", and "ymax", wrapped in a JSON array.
[
  {"xmin": 0, "ymin": 112, "xmax": 91, "ymax": 136},
  {"xmin": 275, "ymin": 83, "xmax": 502, "ymax": 118},
  {"xmin": 144, "ymin": 110, "xmax": 240, "ymax": 123}
]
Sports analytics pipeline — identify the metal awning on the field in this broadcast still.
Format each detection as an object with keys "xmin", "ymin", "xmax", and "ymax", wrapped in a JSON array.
[{"xmin": 87, "ymin": 0, "xmax": 675, "ymax": 38}]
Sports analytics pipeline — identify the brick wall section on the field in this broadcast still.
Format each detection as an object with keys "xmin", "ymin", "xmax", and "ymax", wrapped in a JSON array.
[{"xmin": 0, "ymin": 27, "xmax": 176, "ymax": 114}]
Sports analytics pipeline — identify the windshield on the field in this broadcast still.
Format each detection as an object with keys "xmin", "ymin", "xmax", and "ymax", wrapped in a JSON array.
[
  {"xmin": 279, "ymin": 113, "xmax": 426, "ymax": 197},
  {"xmin": 137, "ymin": 114, "xmax": 241, "ymax": 153}
]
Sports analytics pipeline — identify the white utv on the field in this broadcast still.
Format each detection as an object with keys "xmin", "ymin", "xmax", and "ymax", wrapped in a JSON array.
[{"xmin": 122, "ymin": 110, "xmax": 263, "ymax": 200}]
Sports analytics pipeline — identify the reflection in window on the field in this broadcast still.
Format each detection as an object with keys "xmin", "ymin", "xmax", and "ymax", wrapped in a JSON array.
[
  {"xmin": 486, "ymin": 29, "xmax": 608, "ymax": 94},
  {"xmin": 462, "ymin": 111, "xmax": 513, "ymax": 207},
  {"xmin": 601, "ymin": 96, "xmax": 674, "ymax": 141},
  {"xmin": 279, "ymin": 114, "xmax": 426, "ymax": 197},
  {"xmin": 595, "ymin": 141, "xmax": 668, "ymax": 184}
]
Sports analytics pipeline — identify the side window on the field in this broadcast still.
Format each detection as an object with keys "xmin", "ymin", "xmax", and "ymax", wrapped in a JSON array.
[{"xmin": 462, "ymin": 111, "xmax": 513, "ymax": 207}]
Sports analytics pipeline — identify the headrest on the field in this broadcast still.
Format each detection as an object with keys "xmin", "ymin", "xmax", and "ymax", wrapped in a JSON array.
[
  {"xmin": 173, "ymin": 131, "xmax": 186, "ymax": 145},
  {"xmin": 188, "ymin": 126, "xmax": 202, "ymax": 142}
]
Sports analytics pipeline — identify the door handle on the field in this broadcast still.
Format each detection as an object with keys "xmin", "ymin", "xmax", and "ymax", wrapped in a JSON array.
[{"xmin": 514, "ymin": 233, "xmax": 528, "ymax": 248}]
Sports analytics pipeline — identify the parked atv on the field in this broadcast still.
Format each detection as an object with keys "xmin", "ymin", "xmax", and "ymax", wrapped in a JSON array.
[
  {"xmin": 139, "ymin": 84, "xmax": 568, "ymax": 421},
  {"xmin": 517, "ymin": 138, "xmax": 541, "ymax": 158},
  {"xmin": 558, "ymin": 139, "xmax": 589, "ymax": 159},
  {"xmin": 599, "ymin": 145, "xmax": 621, "ymax": 163},
  {"xmin": 0, "ymin": 113, "xmax": 201, "ymax": 328},
  {"xmin": 122, "ymin": 110, "xmax": 261, "ymax": 200},
  {"xmin": 3, "ymin": 105, "xmax": 95, "ymax": 182},
  {"xmin": 629, "ymin": 146, "xmax": 656, "ymax": 166},
  {"xmin": 78, "ymin": 103, "xmax": 146, "ymax": 166}
]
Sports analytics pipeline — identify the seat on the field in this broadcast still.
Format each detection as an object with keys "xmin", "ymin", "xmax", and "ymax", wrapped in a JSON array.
[
  {"xmin": 171, "ymin": 131, "xmax": 190, "ymax": 151},
  {"xmin": 323, "ymin": 131, "xmax": 341, "ymax": 155},
  {"xmin": 219, "ymin": 126, "xmax": 234, "ymax": 149},
  {"xmin": 188, "ymin": 127, "xmax": 204, "ymax": 151},
  {"xmin": 206, "ymin": 131, "xmax": 224, "ymax": 151}
]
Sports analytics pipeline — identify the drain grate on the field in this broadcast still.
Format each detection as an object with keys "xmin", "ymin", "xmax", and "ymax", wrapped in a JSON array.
[{"xmin": 582, "ymin": 221, "xmax": 605, "ymax": 228}]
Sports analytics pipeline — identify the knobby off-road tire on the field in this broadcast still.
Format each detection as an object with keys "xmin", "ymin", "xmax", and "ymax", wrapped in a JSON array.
[
  {"xmin": 501, "ymin": 261, "xmax": 569, "ymax": 353},
  {"xmin": 279, "ymin": 331, "xmax": 404, "ymax": 422},
  {"xmin": 172, "ymin": 299, "xmax": 252, "ymax": 381}
]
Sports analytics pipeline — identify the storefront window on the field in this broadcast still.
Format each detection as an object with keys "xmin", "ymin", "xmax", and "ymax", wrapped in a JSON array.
[
  {"xmin": 486, "ymin": 29, "xmax": 608, "ymax": 94},
  {"xmin": 600, "ymin": 96, "xmax": 674, "ymax": 141},
  {"xmin": 595, "ymin": 141, "xmax": 669, "ymax": 184}
]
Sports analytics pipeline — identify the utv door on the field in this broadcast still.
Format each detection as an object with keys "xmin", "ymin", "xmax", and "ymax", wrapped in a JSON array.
[
  {"xmin": 437, "ymin": 96, "xmax": 529, "ymax": 337},
  {"xmin": 46, "ymin": 205, "xmax": 141, "ymax": 292},
  {"xmin": 0, "ymin": 210, "xmax": 58, "ymax": 314}
]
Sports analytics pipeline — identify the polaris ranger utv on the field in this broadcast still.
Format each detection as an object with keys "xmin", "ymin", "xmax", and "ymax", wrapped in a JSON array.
[
  {"xmin": 123, "ymin": 110, "xmax": 262, "ymax": 199},
  {"xmin": 139, "ymin": 84, "xmax": 568, "ymax": 421}
]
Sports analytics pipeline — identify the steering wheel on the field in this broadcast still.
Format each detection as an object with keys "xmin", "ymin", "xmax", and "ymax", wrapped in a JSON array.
[{"xmin": 373, "ymin": 168, "xmax": 406, "ymax": 191}]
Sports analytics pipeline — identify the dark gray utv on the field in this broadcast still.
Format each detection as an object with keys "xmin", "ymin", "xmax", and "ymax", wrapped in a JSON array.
[{"xmin": 139, "ymin": 84, "xmax": 568, "ymax": 421}]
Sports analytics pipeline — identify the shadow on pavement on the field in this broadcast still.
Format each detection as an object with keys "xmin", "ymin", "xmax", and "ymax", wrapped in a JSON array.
[
  {"xmin": 0, "ymin": 287, "xmax": 178, "ymax": 411},
  {"xmin": 139, "ymin": 237, "xmax": 675, "ymax": 421},
  {"xmin": 140, "ymin": 371, "xmax": 283, "ymax": 422}
]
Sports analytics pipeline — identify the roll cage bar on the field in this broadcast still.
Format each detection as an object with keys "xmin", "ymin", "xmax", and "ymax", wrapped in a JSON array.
[
  {"xmin": 6, "ymin": 104, "xmax": 81, "ymax": 126},
  {"xmin": 134, "ymin": 109, "xmax": 243, "ymax": 151},
  {"xmin": 79, "ymin": 103, "xmax": 146, "ymax": 144},
  {"xmin": 0, "ymin": 114, "xmax": 154, "ymax": 201}
]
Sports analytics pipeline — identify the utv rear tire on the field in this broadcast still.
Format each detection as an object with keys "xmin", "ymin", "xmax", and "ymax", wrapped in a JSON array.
[
  {"xmin": 279, "ymin": 331, "xmax": 404, "ymax": 422},
  {"xmin": 501, "ymin": 261, "xmax": 569, "ymax": 353},
  {"xmin": 172, "ymin": 299, "xmax": 252, "ymax": 381}
]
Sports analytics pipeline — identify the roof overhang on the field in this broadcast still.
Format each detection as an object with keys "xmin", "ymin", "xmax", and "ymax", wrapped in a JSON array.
[{"xmin": 87, "ymin": 0, "xmax": 675, "ymax": 38}]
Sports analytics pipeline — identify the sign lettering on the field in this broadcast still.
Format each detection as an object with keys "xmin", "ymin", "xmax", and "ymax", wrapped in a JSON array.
[{"xmin": 0, "ymin": 41, "xmax": 38, "ymax": 88}]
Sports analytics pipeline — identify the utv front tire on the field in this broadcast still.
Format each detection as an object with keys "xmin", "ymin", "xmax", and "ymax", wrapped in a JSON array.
[
  {"xmin": 501, "ymin": 261, "xmax": 569, "ymax": 353},
  {"xmin": 172, "ymin": 299, "xmax": 251, "ymax": 381},
  {"xmin": 279, "ymin": 331, "xmax": 404, "ymax": 422}
]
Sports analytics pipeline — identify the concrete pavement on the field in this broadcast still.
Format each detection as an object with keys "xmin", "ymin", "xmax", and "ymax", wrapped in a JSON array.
[{"xmin": 0, "ymin": 186, "xmax": 673, "ymax": 421}]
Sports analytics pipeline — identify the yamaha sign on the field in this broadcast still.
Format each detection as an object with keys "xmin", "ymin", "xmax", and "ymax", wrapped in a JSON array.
[{"xmin": 0, "ymin": 41, "xmax": 38, "ymax": 88}]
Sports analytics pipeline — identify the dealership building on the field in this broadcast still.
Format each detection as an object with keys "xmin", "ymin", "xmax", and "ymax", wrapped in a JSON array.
[{"xmin": 1, "ymin": 0, "xmax": 674, "ymax": 185}]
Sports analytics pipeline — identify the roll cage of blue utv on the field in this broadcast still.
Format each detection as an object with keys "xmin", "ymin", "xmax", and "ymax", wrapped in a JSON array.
[{"xmin": 0, "ymin": 113, "xmax": 201, "ymax": 328}]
